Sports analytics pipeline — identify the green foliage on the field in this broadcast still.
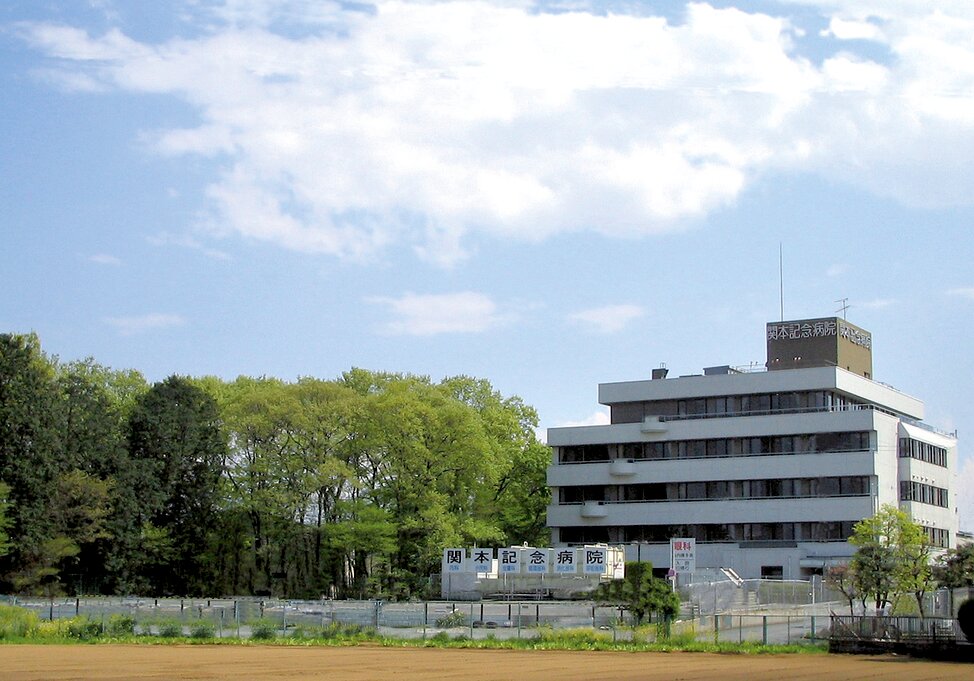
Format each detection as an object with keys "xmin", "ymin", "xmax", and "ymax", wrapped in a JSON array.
[
  {"xmin": 250, "ymin": 619, "xmax": 279, "ymax": 640},
  {"xmin": 64, "ymin": 616, "xmax": 103, "ymax": 640},
  {"xmin": 958, "ymin": 599, "xmax": 974, "ymax": 643},
  {"xmin": 0, "ymin": 482, "xmax": 11, "ymax": 559},
  {"xmin": 435, "ymin": 610, "xmax": 467, "ymax": 628},
  {"xmin": 934, "ymin": 544, "xmax": 974, "ymax": 589},
  {"xmin": 126, "ymin": 376, "xmax": 226, "ymax": 595},
  {"xmin": 190, "ymin": 621, "xmax": 216, "ymax": 639},
  {"xmin": 157, "ymin": 621, "xmax": 183, "ymax": 638},
  {"xmin": 0, "ymin": 333, "xmax": 550, "ymax": 600},
  {"xmin": 105, "ymin": 614, "xmax": 136, "ymax": 637},
  {"xmin": 594, "ymin": 562, "xmax": 680, "ymax": 627},
  {"xmin": 0, "ymin": 604, "xmax": 39, "ymax": 639},
  {"xmin": 850, "ymin": 505, "xmax": 934, "ymax": 615}
]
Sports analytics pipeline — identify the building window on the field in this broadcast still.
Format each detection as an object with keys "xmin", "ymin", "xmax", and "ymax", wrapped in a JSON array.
[
  {"xmin": 899, "ymin": 438, "xmax": 948, "ymax": 467},
  {"xmin": 601, "ymin": 521, "xmax": 858, "ymax": 544},
  {"xmin": 899, "ymin": 480, "xmax": 949, "ymax": 508},
  {"xmin": 609, "ymin": 390, "xmax": 873, "ymax": 423}
]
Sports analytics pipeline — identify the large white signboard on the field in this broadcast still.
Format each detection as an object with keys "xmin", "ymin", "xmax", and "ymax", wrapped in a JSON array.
[
  {"xmin": 498, "ymin": 548, "xmax": 520, "ymax": 573},
  {"xmin": 553, "ymin": 548, "xmax": 577, "ymax": 574},
  {"xmin": 470, "ymin": 548, "xmax": 493, "ymax": 573},
  {"xmin": 444, "ymin": 548, "xmax": 465, "ymax": 573},
  {"xmin": 582, "ymin": 547, "xmax": 607, "ymax": 575},
  {"xmin": 525, "ymin": 548, "xmax": 549, "ymax": 574},
  {"xmin": 670, "ymin": 538, "xmax": 695, "ymax": 574}
]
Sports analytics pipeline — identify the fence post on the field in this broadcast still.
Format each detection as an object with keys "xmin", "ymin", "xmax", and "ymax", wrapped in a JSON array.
[
  {"xmin": 762, "ymin": 616, "xmax": 768, "ymax": 645},
  {"xmin": 517, "ymin": 602, "xmax": 521, "ymax": 639},
  {"xmin": 810, "ymin": 615, "xmax": 816, "ymax": 642},
  {"xmin": 714, "ymin": 613, "xmax": 719, "ymax": 643},
  {"xmin": 469, "ymin": 603, "xmax": 474, "ymax": 638}
]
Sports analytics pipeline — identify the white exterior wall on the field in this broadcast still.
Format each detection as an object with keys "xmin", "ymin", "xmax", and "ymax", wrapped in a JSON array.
[{"xmin": 547, "ymin": 366, "xmax": 958, "ymax": 580}]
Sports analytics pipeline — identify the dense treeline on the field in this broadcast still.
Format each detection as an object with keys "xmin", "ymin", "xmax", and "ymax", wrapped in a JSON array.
[{"xmin": 0, "ymin": 333, "xmax": 550, "ymax": 599}]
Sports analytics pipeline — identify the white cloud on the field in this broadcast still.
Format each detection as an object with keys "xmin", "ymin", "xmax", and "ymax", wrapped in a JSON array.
[
  {"xmin": 88, "ymin": 253, "xmax": 121, "ymax": 266},
  {"xmin": 19, "ymin": 2, "xmax": 974, "ymax": 260},
  {"xmin": 821, "ymin": 17, "xmax": 887, "ymax": 42},
  {"xmin": 368, "ymin": 291, "xmax": 504, "ymax": 336},
  {"xmin": 569, "ymin": 304, "xmax": 645, "ymax": 333},
  {"xmin": 947, "ymin": 287, "xmax": 974, "ymax": 300},
  {"xmin": 104, "ymin": 313, "xmax": 186, "ymax": 336}
]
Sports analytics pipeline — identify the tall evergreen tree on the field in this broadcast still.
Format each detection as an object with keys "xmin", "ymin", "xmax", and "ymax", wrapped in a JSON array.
[{"xmin": 124, "ymin": 376, "xmax": 226, "ymax": 595}]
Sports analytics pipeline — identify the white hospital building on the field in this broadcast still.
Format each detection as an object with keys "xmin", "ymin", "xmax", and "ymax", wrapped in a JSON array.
[{"xmin": 546, "ymin": 317, "xmax": 958, "ymax": 580}]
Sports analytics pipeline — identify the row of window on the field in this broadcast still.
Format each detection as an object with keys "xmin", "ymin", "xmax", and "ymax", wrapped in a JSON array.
[
  {"xmin": 899, "ymin": 438, "xmax": 948, "ymax": 468},
  {"xmin": 558, "ymin": 431, "xmax": 871, "ymax": 464},
  {"xmin": 559, "ymin": 521, "xmax": 859, "ymax": 544},
  {"xmin": 559, "ymin": 476, "xmax": 870, "ymax": 504},
  {"xmin": 900, "ymin": 480, "xmax": 949, "ymax": 508},
  {"xmin": 923, "ymin": 526, "xmax": 950, "ymax": 548},
  {"xmin": 610, "ymin": 390, "xmax": 867, "ymax": 424}
]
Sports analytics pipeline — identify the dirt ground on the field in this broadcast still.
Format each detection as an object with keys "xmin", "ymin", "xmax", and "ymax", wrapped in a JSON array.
[{"xmin": 0, "ymin": 644, "xmax": 971, "ymax": 681}]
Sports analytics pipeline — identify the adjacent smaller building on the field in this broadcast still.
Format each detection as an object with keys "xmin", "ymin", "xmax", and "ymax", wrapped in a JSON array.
[{"xmin": 546, "ymin": 318, "xmax": 958, "ymax": 580}]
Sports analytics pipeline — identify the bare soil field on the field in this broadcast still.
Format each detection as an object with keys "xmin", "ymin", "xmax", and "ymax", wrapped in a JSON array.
[{"xmin": 0, "ymin": 644, "xmax": 970, "ymax": 681}]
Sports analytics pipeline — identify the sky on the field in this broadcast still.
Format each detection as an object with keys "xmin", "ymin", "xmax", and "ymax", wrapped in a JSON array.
[{"xmin": 1, "ymin": 1, "xmax": 972, "ymax": 529}]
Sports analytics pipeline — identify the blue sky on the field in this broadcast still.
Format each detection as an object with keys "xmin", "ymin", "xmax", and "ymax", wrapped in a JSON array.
[{"xmin": 2, "ymin": 1, "xmax": 973, "ymax": 529}]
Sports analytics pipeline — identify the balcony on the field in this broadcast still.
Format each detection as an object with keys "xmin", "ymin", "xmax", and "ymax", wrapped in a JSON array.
[
  {"xmin": 609, "ymin": 459, "xmax": 635, "ymax": 476},
  {"xmin": 580, "ymin": 501, "xmax": 608, "ymax": 518}
]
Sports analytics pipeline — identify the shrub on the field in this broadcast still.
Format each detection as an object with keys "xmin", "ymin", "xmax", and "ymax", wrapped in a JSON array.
[
  {"xmin": 958, "ymin": 599, "xmax": 974, "ymax": 643},
  {"xmin": 65, "ymin": 616, "xmax": 103, "ymax": 640},
  {"xmin": 250, "ymin": 619, "xmax": 278, "ymax": 640},
  {"xmin": 105, "ymin": 614, "xmax": 136, "ymax": 637},
  {"xmin": 157, "ymin": 621, "xmax": 184, "ymax": 638},
  {"xmin": 190, "ymin": 622, "xmax": 215, "ymax": 639},
  {"xmin": 0, "ymin": 605, "xmax": 39, "ymax": 639},
  {"xmin": 435, "ymin": 610, "xmax": 466, "ymax": 628}
]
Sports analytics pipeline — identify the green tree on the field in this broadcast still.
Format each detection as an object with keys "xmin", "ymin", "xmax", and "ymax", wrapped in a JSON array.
[
  {"xmin": 594, "ymin": 562, "xmax": 681, "ymax": 631},
  {"xmin": 0, "ymin": 481, "xmax": 11, "ymax": 558},
  {"xmin": 934, "ymin": 544, "xmax": 974, "ymax": 589},
  {"xmin": 850, "ymin": 505, "xmax": 934, "ymax": 615},
  {"xmin": 0, "ymin": 333, "xmax": 61, "ymax": 590},
  {"xmin": 826, "ymin": 564, "xmax": 861, "ymax": 616},
  {"xmin": 124, "ymin": 376, "xmax": 226, "ymax": 595}
]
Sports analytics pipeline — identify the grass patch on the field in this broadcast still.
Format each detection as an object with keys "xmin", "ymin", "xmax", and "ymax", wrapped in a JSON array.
[{"xmin": 0, "ymin": 605, "xmax": 39, "ymax": 639}]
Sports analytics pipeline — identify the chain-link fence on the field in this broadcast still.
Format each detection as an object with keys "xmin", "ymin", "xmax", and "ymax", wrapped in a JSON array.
[
  {"xmin": 1, "ymin": 595, "xmax": 834, "ymax": 643},
  {"xmin": 684, "ymin": 578, "xmax": 846, "ymax": 616}
]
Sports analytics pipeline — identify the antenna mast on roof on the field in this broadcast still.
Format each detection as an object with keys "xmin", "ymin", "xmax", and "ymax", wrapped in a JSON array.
[
  {"xmin": 779, "ymin": 243, "xmax": 784, "ymax": 322},
  {"xmin": 835, "ymin": 298, "xmax": 850, "ymax": 320}
]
